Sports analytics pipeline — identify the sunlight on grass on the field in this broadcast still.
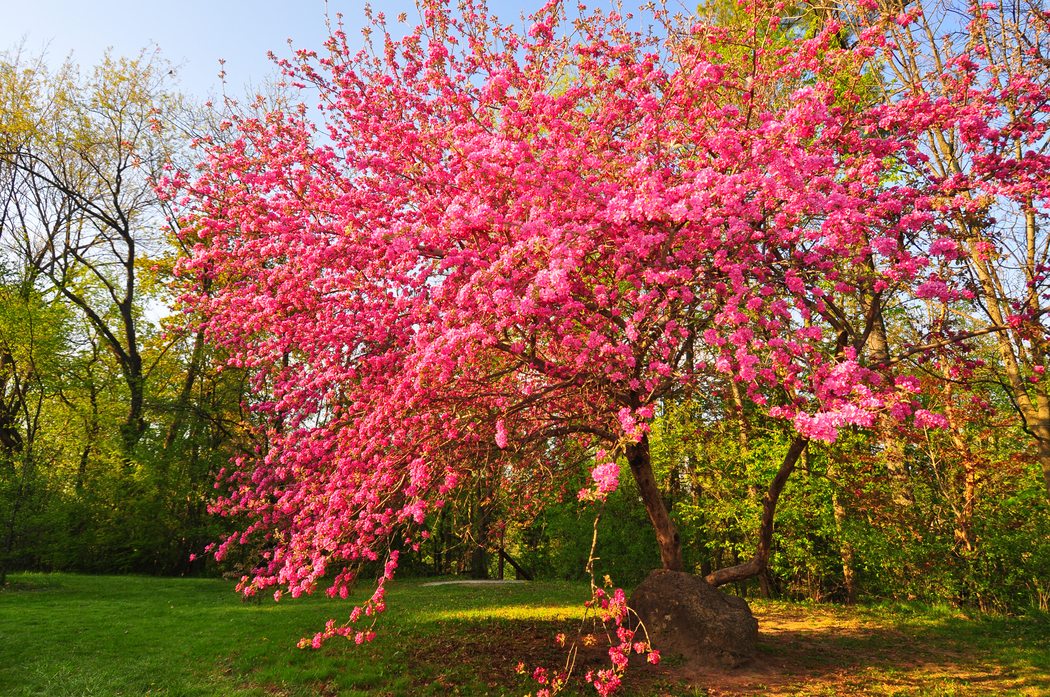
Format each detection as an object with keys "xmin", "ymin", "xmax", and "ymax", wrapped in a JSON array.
[{"xmin": 417, "ymin": 603, "xmax": 589, "ymax": 622}]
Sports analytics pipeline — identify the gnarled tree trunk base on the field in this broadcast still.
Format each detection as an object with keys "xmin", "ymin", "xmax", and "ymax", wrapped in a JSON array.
[{"xmin": 628, "ymin": 569, "xmax": 758, "ymax": 669}]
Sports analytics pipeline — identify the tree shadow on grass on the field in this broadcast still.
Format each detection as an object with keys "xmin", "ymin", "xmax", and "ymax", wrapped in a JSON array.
[
  {"xmin": 397, "ymin": 606, "xmax": 1050, "ymax": 696},
  {"xmin": 644, "ymin": 604, "xmax": 1050, "ymax": 696},
  {"xmin": 402, "ymin": 618, "xmax": 612, "ymax": 695}
]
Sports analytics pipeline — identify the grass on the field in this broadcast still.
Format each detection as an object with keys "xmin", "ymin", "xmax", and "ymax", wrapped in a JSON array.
[
  {"xmin": 1, "ymin": 573, "xmax": 1048, "ymax": 696},
  {"xmin": 0, "ymin": 574, "xmax": 590, "ymax": 697}
]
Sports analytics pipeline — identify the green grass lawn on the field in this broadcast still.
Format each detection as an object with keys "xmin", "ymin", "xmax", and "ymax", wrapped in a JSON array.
[
  {"xmin": 1, "ymin": 573, "xmax": 1048, "ymax": 696},
  {"xmin": 0, "ymin": 574, "xmax": 593, "ymax": 697}
]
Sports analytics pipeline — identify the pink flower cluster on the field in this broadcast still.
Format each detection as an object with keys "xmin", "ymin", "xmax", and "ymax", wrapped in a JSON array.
[{"xmin": 579, "ymin": 460, "xmax": 620, "ymax": 502}]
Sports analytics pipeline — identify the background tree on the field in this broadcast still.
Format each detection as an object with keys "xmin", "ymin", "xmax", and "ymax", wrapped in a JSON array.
[
  {"xmin": 0, "ymin": 46, "xmax": 190, "ymax": 453},
  {"xmin": 0, "ymin": 266, "xmax": 73, "ymax": 585},
  {"xmin": 843, "ymin": 0, "xmax": 1050, "ymax": 503},
  {"xmin": 0, "ymin": 45, "xmax": 248, "ymax": 577}
]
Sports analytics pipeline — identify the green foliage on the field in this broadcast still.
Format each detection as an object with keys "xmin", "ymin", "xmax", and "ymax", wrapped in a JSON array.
[
  {"xmin": 398, "ymin": 379, "xmax": 1050, "ymax": 616},
  {"xmin": 640, "ymin": 385, "xmax": 1050, "ymax": 611},
  {"xmin": 0, "ymin": 273, "xmax": 77, "ymax": 582},
  {"xmin": 518, "ymin": 467, "xmax": 661, "ymax": 587}
]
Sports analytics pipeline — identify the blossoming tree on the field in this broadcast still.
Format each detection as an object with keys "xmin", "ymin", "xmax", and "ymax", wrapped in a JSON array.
[{"xmin": 169, "ymin": 0, "xmax": 1029, "ymax": 664}]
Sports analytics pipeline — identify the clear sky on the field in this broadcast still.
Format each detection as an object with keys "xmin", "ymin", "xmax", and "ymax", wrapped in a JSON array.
[{"xmin": 1, "ymin": 0, "xmax": 548, "ymax": 100}]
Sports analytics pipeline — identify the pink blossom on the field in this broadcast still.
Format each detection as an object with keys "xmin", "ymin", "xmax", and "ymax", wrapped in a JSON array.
[
  {"xmin": 591, "ymin": 463, "xmax": 620, "ymax": 496},
  {"xmin": 928, "ymin": 238, "xmax": 959, "ymax": 258},
  {"xmin": 914, "ymin": 410, "xmax": 949, "ymax": 429},
  {"xmin": 915, "ymin": 278, "xmax": 950, "ymax": 300}
]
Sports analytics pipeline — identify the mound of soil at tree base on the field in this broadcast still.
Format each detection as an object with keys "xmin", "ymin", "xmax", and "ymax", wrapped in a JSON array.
[{"xmin": 628, "ymin": 569, "xmax": 758, "ymax": 669}]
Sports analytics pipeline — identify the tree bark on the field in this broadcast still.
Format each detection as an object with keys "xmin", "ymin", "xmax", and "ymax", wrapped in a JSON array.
[
  {"xmin": 470, "ymin": 469, "xmax": 498, "ymax": 579},
  {"xmin": 705, "ymin": 436, "xmax": 808, "ymax": 587},
  {"xmin": 861, "ymin": 286, "xmax": 914, "ymax": 507},
  {"xmin": 830, "ymin": 473, "xmax": 857, "ymax": 604},
  {"xmin": 626, "ymin": 433, "xmax": 684, "ymax": 572},
  {"xmin": 943, "ymin": 381, "xmax": 978, "ymax": 553},
  {"xmin": 76, "ymin": 382, "xmax": 100, "ymax": 491},
  {"xmin": 163, "ymin": 329, "xmax": 206, "ymax": 452}
]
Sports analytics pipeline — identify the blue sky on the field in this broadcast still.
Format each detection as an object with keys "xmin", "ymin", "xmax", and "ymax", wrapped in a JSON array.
[{"xmin": 1, "ymin": 0, "xmax": 548, "ymax": 99}]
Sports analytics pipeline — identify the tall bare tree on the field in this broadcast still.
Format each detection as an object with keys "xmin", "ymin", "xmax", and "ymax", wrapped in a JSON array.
[
  {"xmin": 0, "ymin": 47, "xmax": 190, "ymax": 453},
  {"xmin": 853, "ymin": 0, "xmax": 1050, "ymax": 503}
]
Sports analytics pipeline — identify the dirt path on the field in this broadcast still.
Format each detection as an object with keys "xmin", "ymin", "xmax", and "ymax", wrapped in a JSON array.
[{"xmin": 420, "ymin": 580, "xmax": 529, "ymax": 587}]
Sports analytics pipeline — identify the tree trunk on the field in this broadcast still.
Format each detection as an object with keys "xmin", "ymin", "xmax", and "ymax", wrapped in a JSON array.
[
  {"xmin": 830, "ymin": 474, "xmax": 857, "ymax": 604},
  {"xmin": 120, "ymin": 354, "xmax": 146, "ymax": 453},
  {"xmin": 470, "ymin": 471, "xmax": 497, "ymax": 579},
  {"xmin": 944, "ymin": 382, "xmax": 978, "ymax": 553},
  {"xmin": 164, "ymin": 329, "xmax": 206, "ymax": 452},
  {"xmin": 432, "ymin": 506, "xmax": 446, "ymax": 575},
  {"xmin": 757, "ymin": 568, "xmax": 774, "ymax": 599},
  {"xmin": 956, "ymin": 463, "xmax": 977, "ymax": 554},
  {"xmin": 76, "ymin": 381, "xmax": 100, "ymax": 491},
  {"xmin": 705, "ymin": 436, "xmax": 808, "ymax": 587},
  {"xmin": 0, "ymin": 351, "xmax": 24, "ymax": 454},
  {"xmin": 861, "ymin": 289, "xmax": 914, "ymax": 507},
  {"xmin": 626, "ymin": 433, "xmax": 684, "ymax": 572}
]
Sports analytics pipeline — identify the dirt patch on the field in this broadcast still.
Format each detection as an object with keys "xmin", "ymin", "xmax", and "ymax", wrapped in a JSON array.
[
  {"xmin": 420, "ymin": 580, "xmax": 529, "ymax": 587},
  {"xmin": 623, "ymin": 603, "xmax": 1046, "ymax": 696},
  {"xmin": 0, "ymin": 581, "xmax": 53, "ymax": 593},
  {"xmin": 396, "ymin": 603, "xmax": 1048, "ymax": 696}
]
